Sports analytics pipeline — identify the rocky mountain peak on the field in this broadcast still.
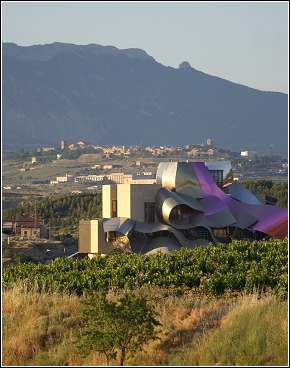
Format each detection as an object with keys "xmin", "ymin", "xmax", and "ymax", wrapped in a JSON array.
[{"xmin": 178, "ymin": 61, "xmax": 191, "ymax": 69}]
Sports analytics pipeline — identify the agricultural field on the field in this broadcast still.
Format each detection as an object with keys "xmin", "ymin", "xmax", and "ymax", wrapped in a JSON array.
[
  {"xmin": 2, "ymin": 237, "xmax": 288, "ymax": 366},
  {"xmin": 3, "ymin": 238, "xmax": 288, "ymax": 297}
]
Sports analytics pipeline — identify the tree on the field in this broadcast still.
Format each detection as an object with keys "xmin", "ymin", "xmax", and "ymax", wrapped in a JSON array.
[{"xmin": 76, "ymin": 290, "xmax": 161, "ymax": 366}]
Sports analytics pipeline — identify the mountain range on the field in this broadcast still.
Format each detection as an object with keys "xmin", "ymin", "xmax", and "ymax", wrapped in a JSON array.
[{"xmin": 2, "ymin": 42, "xmax": 288, "ymax": 158}]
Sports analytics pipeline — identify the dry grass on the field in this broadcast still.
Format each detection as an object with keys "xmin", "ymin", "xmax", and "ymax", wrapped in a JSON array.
[
  {"xmin": 2, "ymin": 285, "xmax": 81, "ymax": 366},
  {"xmin": 75, "ymin": 153, "xmax": 102, "ymax": 162},
  {"xmin": 2, "ymin": 285, "xmax": 288, "ymax": 366},
  {"xmin": 165, "ymin": 292, "xmax": 288, "ymax": 366}
]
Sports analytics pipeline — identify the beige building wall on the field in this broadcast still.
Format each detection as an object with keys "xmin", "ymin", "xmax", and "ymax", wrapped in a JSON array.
[
  {"xmin": 20, "ymin": 227, "xmax": 40, "ymax": 238},
  {"xmin": 79, "ymin": 219, "xmax": 94, "ymax": 254},
  {"xmin": 42, "ymin": 147, "xmax": 55, "ymax": 152},
  {"xmin": 31, "ymin": 156, "xmax": 41, "ymax": 163},
  {"xmin": 123, "ymin": 174, "xmax": 133, "ymax": 183},
  {"xmin": 102, "ymin": 184, "xmax": 117, "ymax": 218},
  {"xmin": 61, "ymin": 140, "xmax": 68, "ymax": 149},
  {"xmin": 116, "ymin": 184, "xmax": 132, "ymax": 218},
  {"xmin": 80, "ymin": 183, "xmax": 162, "ymax": 256},
  {"xmin": 186, "ymin": 149, "xmax": 198, "ymax": 156},
  {"xmin": 79, "ymin": 219, "xmax": 113, "ymax": 255},
  {"xmin": 116, "ymin": 184, "xmax": 161, "ymax": 221},
  {"xmin": 110, "ymin": 172, "xmax": 125, "ymax": 184},
  {"xmin": 56, "ymin": 174, "xmax": 74, "ymax": 183},
  {"xmin": 130, "ymin": 178, "xmax": 156, "ymax": 184},
  {"xmin": 207, "ymin": 138, "xmax": 213, "ymax": 147}
]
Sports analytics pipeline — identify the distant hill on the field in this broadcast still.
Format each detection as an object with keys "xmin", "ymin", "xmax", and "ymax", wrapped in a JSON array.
[{"xmin": 2, "ymin": 42, "xmax": 288, "ymax": 158}]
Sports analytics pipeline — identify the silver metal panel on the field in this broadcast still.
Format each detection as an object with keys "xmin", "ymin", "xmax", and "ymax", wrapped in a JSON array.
[
  {"xmin": 189, "ymin": 209, "xmax": 237, "ymax": 228},
  {"xmin": 175, "ymin": 162, "xmax": 203, "ymax": 198},
  {"xmin": 134, "ymin": 220, "xmax": 172, "ymax": 233},
  {"xmin": 103, "ymin": 217, "xmax": 135, "ymax": 235},
  {"xmin": 133, "ymin": 221, "xmax": 211, "ymax": 249},
  {"xmin": 156, "ymin": 161, "xmax": 203, "ymax": 197},
  {"xmin": 231, "ymin": 211, "xmax": 258, "ymax": 229},
  {"xmin": 176, "ymin": 192, "xmax": 204, "ymax": 211},
  {"xmin": 227, "ymin": 182, "xmax": 263, "ymax": 205},
  {"xmin": 156, "ymin": 161, "xmax": 178, "ymax": 188},
  {"xmin": 155, "ymin": 187, "xmax": 204, "ymax": 225}
]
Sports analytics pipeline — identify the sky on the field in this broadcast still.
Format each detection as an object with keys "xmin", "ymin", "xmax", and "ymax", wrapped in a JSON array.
[{"xmin": 1, "ymin": 1, "xmax": 289, "ymax": 94}]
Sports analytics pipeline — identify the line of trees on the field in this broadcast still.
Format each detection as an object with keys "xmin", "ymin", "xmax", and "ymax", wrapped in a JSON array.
[
  {"xmin": 242, "ymin": 180, "xmax": 288, "ymax": 207},
  {"xmin": 2, "ymin": 192, "xmax": 102, "ymax": 234}
]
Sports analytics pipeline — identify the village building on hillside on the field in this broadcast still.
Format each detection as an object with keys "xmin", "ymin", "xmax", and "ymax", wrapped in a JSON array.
[
  {"xmin": 2, "ymin": 216, "xmax": 48, "ymax": 239},
  {"xmin": 50, "ymin": 174, "xmax": 75, "ymax": 184}
]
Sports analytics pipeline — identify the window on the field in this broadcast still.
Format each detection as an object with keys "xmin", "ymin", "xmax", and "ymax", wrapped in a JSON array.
[
  {"xmin": 209, "ymin": 170, "xmax": 223, "ymax": 188},
  {"xmin": 144, "ymin": 202, "xmax": 155, "ymax": 223},
  {"xmin": 196, "ymin": 227, "xmax": 212, "ymax": 241},
  {"xmin": 187, "ymin": 228, "xmax": 200, "ymax": 240},
  {"xmin": 213, "ymin": 228, "xmax": 227, "ymax": 238},
  {"xmin": 106, "ymin": 231, "xmax": 116, "ymax": 242},
  {"xmin": 112, "ymin": 200, "xmax": 117, "ymax": 217},
  {"xmin": 169, "ymin": 205, "xmax": 182, "ymax": 219}
]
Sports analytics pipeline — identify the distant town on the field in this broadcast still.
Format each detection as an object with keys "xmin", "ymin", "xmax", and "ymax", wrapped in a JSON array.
[
  {"xmin": 2, "ymin": 138, "xmax": 288, "ymax": 194},
  {"xmin": 30, "ymin": 138, "xmax": 284, "ymax": 161}
]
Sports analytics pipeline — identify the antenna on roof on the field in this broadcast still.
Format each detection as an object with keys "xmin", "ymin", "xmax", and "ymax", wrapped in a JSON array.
[
  {"xmin": 34, "ymin": 200, "xmax": 37, "ymax": 240},
  {"xmin": 270, "ymin": 144, "xmax": 273, "ymax": 157}
]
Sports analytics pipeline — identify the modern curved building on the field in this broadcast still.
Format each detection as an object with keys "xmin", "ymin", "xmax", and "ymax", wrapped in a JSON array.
[{"xmin": 78, "ymin": 161, "xmax": 288, "ymax": 257}]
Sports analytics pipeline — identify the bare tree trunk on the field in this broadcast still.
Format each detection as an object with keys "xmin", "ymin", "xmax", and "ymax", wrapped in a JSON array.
[{"xmin": 120, "ymin": 349, "xmax": 125, "ymax": 366}]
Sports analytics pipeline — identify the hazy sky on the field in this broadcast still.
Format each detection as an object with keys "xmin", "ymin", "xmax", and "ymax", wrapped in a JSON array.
[{"xmin": 1, "ymin": 1, "xmax": 289, "ymax": 94}]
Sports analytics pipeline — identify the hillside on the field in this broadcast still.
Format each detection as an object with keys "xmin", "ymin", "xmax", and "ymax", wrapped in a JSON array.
[
  {"xmin": 2, "ymin": 237, "xmax": 288, "ymax": 366},
  {"xmin": 2, "ymin": 42, "xmax": 288, "ymax": 158},
  {"xmin": 2, "ymin": 286, "xmax": 287, "ymax": 366}
]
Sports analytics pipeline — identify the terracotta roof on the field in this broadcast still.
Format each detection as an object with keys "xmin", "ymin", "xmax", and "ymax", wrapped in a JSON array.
[
  {"xmin": 15, "ymin": 217, "xmax": 44, "ymax": 224},
  {"xmin": 6, "ymin": 247, "xmax": 33, "ymax": 255},
  {"xmin": 2, "ymin": 258, "xmax": 16, "ymax": 267},
  {"xmin": 15, "ymin": 222, "xmax": 42, "ymax": 228},
  {"xmin": 45, "ymin": 249, "xmax": 67, "ymax": 259}
]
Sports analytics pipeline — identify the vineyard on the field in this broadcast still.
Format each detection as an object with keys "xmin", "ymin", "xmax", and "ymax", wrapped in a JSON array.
[{"xmin": 3, "ymin": 238, "xmax": 288, "ymax": 297}]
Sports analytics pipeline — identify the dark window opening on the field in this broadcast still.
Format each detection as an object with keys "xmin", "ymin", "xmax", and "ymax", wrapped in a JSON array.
[
  {"xmin": 212, "ymin": 227, "xmax": 231, "ymax": 243},
  {"xmin": 209, "ymin": 170, "xmax": 223, "ymax": 189},
  {"xmin": 144, "ymin": 202, "xmax": 155, "ymax": 223},
  {"xmin": 169, "ymin": 204, "xmax": 195, "ymax": 220},
  {"xmin": 112, "ymin": 200, "xmax": 117, "ymax": 218},
  {"xmin": 170, "ymin": 207, "xmax": 180, "ymax": 219},
  {"xmin": 195, "ymin": 226, "xmax": 213, "ymax": 242},
  {"xmin": 106, "ymin": 231, "xmax": 116, "ymax": 242},
  {"xmin": 229, "ymin": 227, "xmax": 255, "ymax": 241},
  {"xmin": 182, "ymin": 227, "xmax": 200, "ymax": 240}
]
